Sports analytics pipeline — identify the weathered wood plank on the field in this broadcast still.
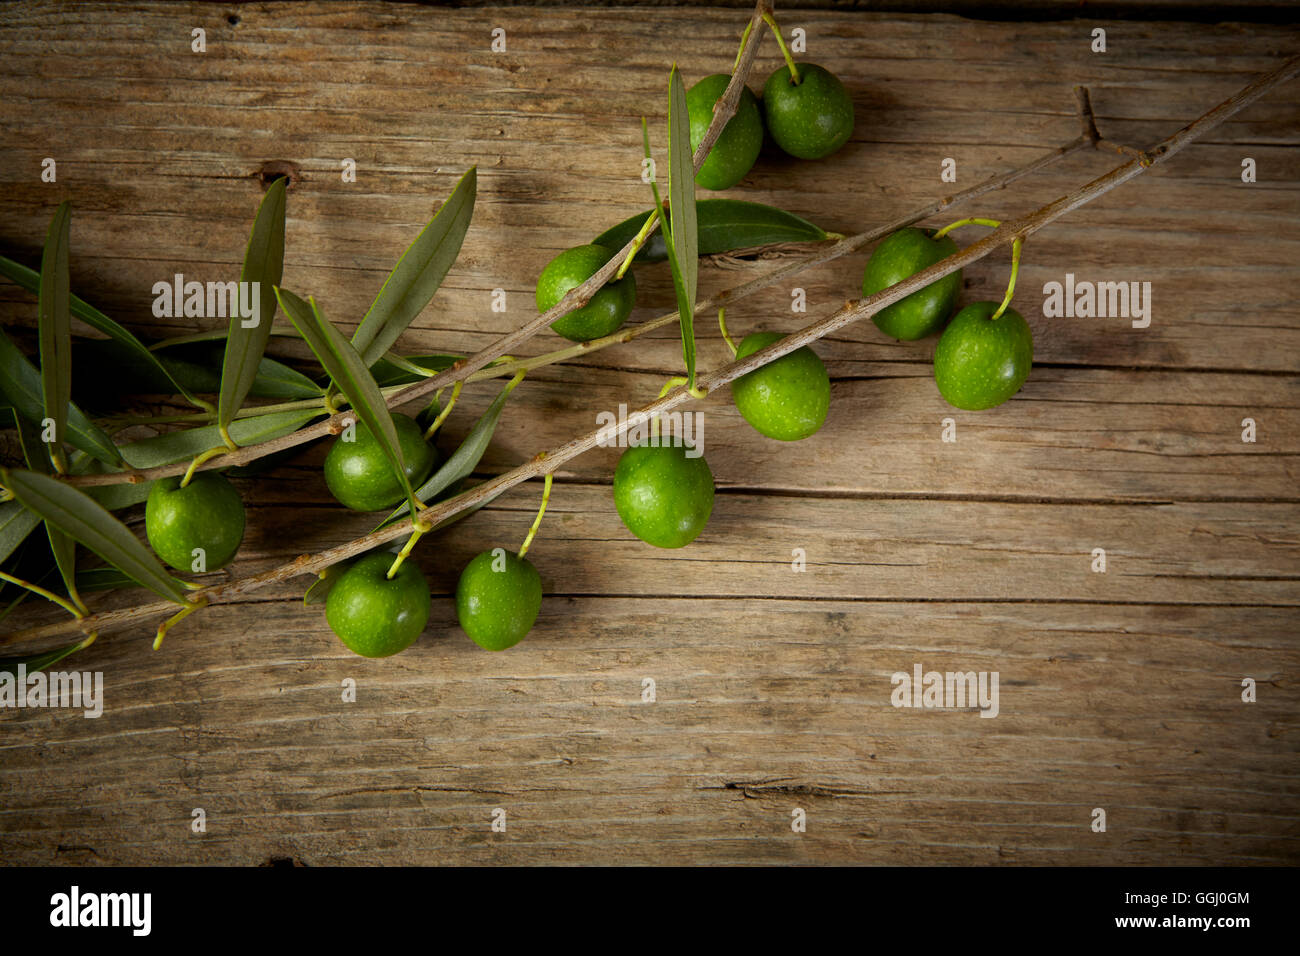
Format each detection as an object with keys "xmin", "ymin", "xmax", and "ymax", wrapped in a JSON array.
[{"xmin": 2, "ymin": 599, "xmax": 1294, "ymax": 865}]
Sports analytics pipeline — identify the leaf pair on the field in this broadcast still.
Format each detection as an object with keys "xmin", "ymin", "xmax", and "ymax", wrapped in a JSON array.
[
  {"xmin": 351, "ymin": 166, "xmax": 477, "ymax": 368},
  {"xmin": 277, "ymin": 168, "xmax": 478, "ymax": 519}
]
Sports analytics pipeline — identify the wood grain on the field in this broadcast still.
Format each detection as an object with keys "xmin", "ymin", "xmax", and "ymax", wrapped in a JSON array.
[{"xmin": 0, "ymin": 3, "xmax": 1297, "ymax": 865}]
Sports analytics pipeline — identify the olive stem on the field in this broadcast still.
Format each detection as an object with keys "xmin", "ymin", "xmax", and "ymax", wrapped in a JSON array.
[
  {"xmin": 179, "ymin": 446, "xmax": 230, "ymax": 488},
  {"xmin": 617, "ymin": 207, "xmax": 663, "ymax": 279},
  {"xmin": 385, "ymin": 528, "xmax": 425, "ymax": 579},
  {"xmin": 0, "ymin": 570, "xmax": 85, "ymax": 621},
  {"xmin": 718, "ymin": 308, "xmax": 739, "ymax": 357},
  {"xmin": 933, "ymin": 217, "xmax": 1002, "ymax": 239},
  {"xmin": 762, "ymin": 12, "xmax": 800, "ymax": 84},
  {"xmin": 516, "ymin": 471, "xmax": 553, "ymax": 560},
  {"xmin": 732, "ymin": 19, "xmax": 756, "ymax": 72},
  {"xmin": 989, "ymin": 237, "xmax": 1024, "ymax": 321},
  {"xmin": 152, "ymin": 595, "xmax": 208, "ymax": 650},
  {"xmin": 423, "ymin": 380, "xmax": 463, "ymax": 441}
]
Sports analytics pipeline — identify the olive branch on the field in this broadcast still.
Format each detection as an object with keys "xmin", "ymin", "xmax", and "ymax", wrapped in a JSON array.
[{"xmin": 2, "ymin": 0, "xmax": 1298, "ymax": 650}]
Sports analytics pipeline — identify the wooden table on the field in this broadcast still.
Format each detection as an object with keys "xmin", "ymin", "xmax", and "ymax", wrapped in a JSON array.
[{"xmin": 1, "ymin": 2, "xmax": 1297, "ymax": 866}]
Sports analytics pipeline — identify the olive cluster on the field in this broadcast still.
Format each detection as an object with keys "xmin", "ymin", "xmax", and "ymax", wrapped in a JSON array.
[{"xmin": 135, "ymin": 57, "xmax": 1028, "ymax": 662}]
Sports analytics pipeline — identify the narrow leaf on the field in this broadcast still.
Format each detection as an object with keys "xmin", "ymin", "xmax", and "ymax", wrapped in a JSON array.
[
  {"xmin": 77, "ymin": 339, "xmax": 320, "ymax": 402},
  {"xmin": 378, "ymin": 375, "xmax": 518, "ymax": 527},
  {"xmin": 0, "ymin": 638, "xmax": 89, "ymax": 679},
  {"xmin": 38, "ymin": 201, "xmax": 73, "ymax": 470},
  {"xmin": 276, "ymin": 288, "xmax": 415, "ymax": 514},
  {"xmin": 667, "ymin": 66, "xmax": 699, "ymax": 388},
  {"xmin": 352, "ymin": 166, "xmax": 477, "ymax": 368},
  {"xmin": 118, "ymin": 407, "xmax": 322, "ymax": 470},
  {"xmin": 1, "ymin": 468, "xmax": 188, "ymax": 605},
  {"xmin": 65, "ymin": 449, "xmax": 155, "ymax": 511},
  {"xmin": 76, "ymin": 566, "xmax": 136, "ymax": 592},
  {"xmin": 219, "ymin": 176, "xmax": 287, "ymax": 431},
  {"xmin": 592, "ymin": 199, "xmax": 831, "ymax": 263},
  {"xmin": 371, "ymin": 353, "xmax": 462, "ymax": 388},
  {"xmin": 0, "ymin": 501, "xmax": 41, "ymax": 567},
  {"xmin": 0, "ymin": 327, "xmax": 122, "ymax": 466},
  {"xmin": 149, "ymin": 325, "xmax": 297, "ymax": 350},
  {"xmin": 0, "ymin": 253, "xmax": 207, "ymax": 408}
]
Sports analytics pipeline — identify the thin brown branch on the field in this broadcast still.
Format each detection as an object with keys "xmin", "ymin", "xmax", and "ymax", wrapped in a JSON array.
[{"xmin": 11, "ymin": 53, "xmax": 1299, "ymax": 647}]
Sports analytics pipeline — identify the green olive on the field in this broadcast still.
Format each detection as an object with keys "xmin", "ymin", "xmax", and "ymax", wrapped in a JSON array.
[
  {"xmin": 325, "ymin": 552, "xmax": 431, "ymax": 658},
  {"xmin": 687, "ymin": 74, "xmax": 764, "ymax": 191},
  {"xmin": 761, "ymin": 63, "xmax": 855, "ymax": 160},
  {"xmin": 455, "ymin": 549, "xmax": 543, "ymax": 651},
  {"xmin": 613, "ymin": 443, "xmax": 714, "ymax": 549},
  {"xmin": 323, "ymin": 412, "xmax": 438, "ymax": 512},
  {"xmin": 145, "ymin": 472, "xmax": 245, "ymax": 572},
  {"xmin": 730, "ymin": 331, "xmax": 830, "ymax": 441},
  {"xmin": 933, "ymin": 302, "xmax": 1034, "ymax": 410},
  {"xmin": 535, "ymin": 244, "xmax": 637, "ymax": 342},
  {"xmin": 861, "ymin": 227, "xmax": 962, "ymax": 340}
]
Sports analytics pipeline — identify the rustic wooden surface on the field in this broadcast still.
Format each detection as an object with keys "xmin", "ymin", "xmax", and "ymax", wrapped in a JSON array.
[{"xmin": 1, "ymin": 3, "xmax": 1298, "ymax": 865}]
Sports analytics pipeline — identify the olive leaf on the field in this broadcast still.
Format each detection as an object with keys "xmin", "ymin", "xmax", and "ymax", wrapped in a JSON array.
[
  {"xmin": 219, "ymin": 176, "xmax": 287, "ymax": 433},
  {"xmin": 1, "ymin": 468, "xmax": 188, "ymax": 605},
  {"xmin": 149, "ymin": 325, "xmax": 297, "ymax": 350},
  {"xmin": 666, "ymin": 66, "xmax": 699, "ymax": 389},
  {"xmin": 371, "ymin": 353, "xmax": 462, "ymax": 388},
  {"xmin": 0, "ymin": 638, "xmax": 91, "ymax": 679},
  {"xmin": 62, "ymin": 448, "xmax": 155, "ymax": 511},
  {"xmin": 0, "ymin": 501, "xmax": 41, "ymax": 568},
  {"xmin": 38, "ymin": 201, "xmax": 73, "ymax": 472},
  {"xmin": 75, "ymin": 566, "xmax": 136, "ymax": 592},
  {"xmin": 593, "ymin": 199, "xmax": 832, "ymax": 263},
  {"xmin": 378, "ymin": 374, "xmax": 520, "ymax": 528},
  {"xmin": 77, "ymin": 339, "xmax": 320, "ymax": 402},
  {"xmin": 276, "ymin": 288, "xmax": 417, "ymax": 515},
  {"xmin": 118, "ymin": 407, "xmax": 323, "ymax": 470},
  {"xmin": 0, "ymin": 327, "xmax": 122, "ymax": 466},
  {"xmin": 351, "ymin": 166, "xmax": 477, "ymax": 368},
  {"xmin": 0, "ymin": 253, "xmax": 208, "ymax": 408},
  {"xmin": 645, "ymin": 67, "xmax": 700, "ymax": 391}
]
